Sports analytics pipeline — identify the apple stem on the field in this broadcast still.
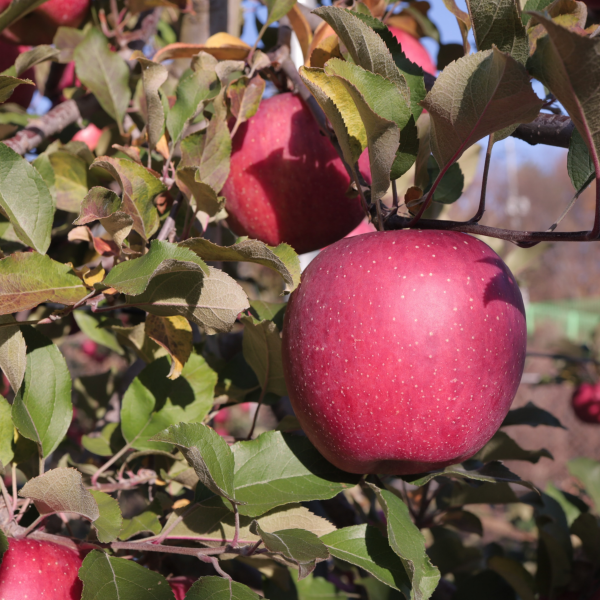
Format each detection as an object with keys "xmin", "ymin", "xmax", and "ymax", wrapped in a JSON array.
[
  {"xmin": 391, "ymin": 180, "xmax": 399, "ymax": 208},
  {"xmin": 470, "ymin": 134, "xmax": 494, "ymax": 223},
  {"xmin": 231, "ymin": 504, "xmax": 240, "ymax": 548},
  {"xmin": 20, "ymin": 513, "xmax": 47, "ymax": 538},
  {"xmin": 247, "ymin": 397, "xmax": 264, "ymax": 440}
]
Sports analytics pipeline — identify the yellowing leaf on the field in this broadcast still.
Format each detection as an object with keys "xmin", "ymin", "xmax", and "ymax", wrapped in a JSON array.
[
  {"xmin": 83, "ymin": 265, "xmax": 105, "ymax": 286},
  {"xmin": 145, "ymin": 314, "xmax": 192, "ymax": 380}
]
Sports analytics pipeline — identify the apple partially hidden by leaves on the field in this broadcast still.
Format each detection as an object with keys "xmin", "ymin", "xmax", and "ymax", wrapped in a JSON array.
[
  {"xmin": 282, "ymin": 230, "xmax": 527, "ymax": 475},
  {"xmin": 389, "ymin": 26, "xmax": 437, "ymax": 75},
  {"xmin": 0, "ymin": 0, "xmax": 89, "ymax": 45},
  {"xmin": 0, "ymin": 40, "xmax": 34, "ymax": 108},
  {"xmin": 168, "ymin": 576, "xmax": 195, "ymax": 600},
  {"xmin": 223, "ymin": 92, "xmax": 367, "ymax": 255},
  {"xmin": 72, "ymin": 123, "xmax": 103, "ymax": 151},
  {"xmin": 0, "ymin": 538, "xmax": 83, "ymax": 599},
  {"xmin": 571, "ymin": 382, "xmax": 600, "ymax": 424}
]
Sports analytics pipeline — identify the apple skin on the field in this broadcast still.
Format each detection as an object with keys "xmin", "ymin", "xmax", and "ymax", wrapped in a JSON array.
[
  {"xmin": 0, "ymin": 41, "xmax": 34, "ymax": 108},
  {"xmin": 72, "ymin": 123, "xmax": 103, "ymax": 151},
  {"xmin": 168, "ymin": 576, "xmax": 195, "ymax": 600},
  {"xmin": 571, "ymin": 382, "xmax": 600, "ymax": 424},
  {"xmin": 388, "ymin": 26, "xmax": 437, "ymax": 75},
  {"xmin": 223, "ymin": 92, "xmax": 367, "ymax": 255},
  {"xmin": 0, "ymin": 0, "xmax": 89, "ymax": 45},
  {"xmin": 282, "ymin": 230, "xmax": 527, "ymax": 475},
  {"xmin": 0, "ymin": 538, "xmax": 84, "ymax": 599}
]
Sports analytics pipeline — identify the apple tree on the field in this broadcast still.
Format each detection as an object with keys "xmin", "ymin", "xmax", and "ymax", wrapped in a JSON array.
[{"xmin": 0, "ymin": 0, "xmax": 599, "ymax": 599}]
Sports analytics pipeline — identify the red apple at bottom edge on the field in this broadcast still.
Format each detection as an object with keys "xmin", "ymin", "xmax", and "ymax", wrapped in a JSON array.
[
  {"xmin": 0, "ymin": 40, "xmax": 35, "ymax": 109},
  {"xmin": 0, "ymin": 0, "xmax": 89, "ymax": 45},
  {"xmin": 168, "ymin": 576, "xmax": 195, "ymax": 600},
  {"xmin": 282, "ymin": 230, "xmax": 527, "ymax": 475},
  {"xmin": 0, "ymin": 538, "xmax": 83, "ymax": 599},
  {"xmin": 223, "ymin": 92, "xmax": 368, "ymax": 255},
  {"xmin": 571, "ymin": 382, "xmax": 600, "ymax": 424}
]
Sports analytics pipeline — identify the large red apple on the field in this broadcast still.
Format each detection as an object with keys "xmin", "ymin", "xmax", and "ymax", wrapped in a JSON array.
[
  {"xmin": 0, "ymin": 538, "xmax": 83, "ymax": 599},
  {"xmin": 571, "ymin": 382, "xmax": 600, "ymax": 424},
  {"xmin": 223, "ymin": 92, "xmax": 366, "ymax": 255},
  {"xmin": 0, "ymin": 0, "xmax": 89, "ymax": 45},
  {"xmin": 389, "ymin": 26, "xmax": 437, "ymax": 76},
  {"xmin": 0, "ymin": 40, "xmax": 35, "ymax": 108},
  {"xmin": 282, "ymin": 230, "xmax": 527, "ymax": 475},
  {"xmin": 168, "ymin": 576, "xmax": 195, "ymax": 599}
]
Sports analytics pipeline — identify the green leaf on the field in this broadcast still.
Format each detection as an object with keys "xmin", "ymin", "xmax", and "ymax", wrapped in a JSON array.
[
  {"xmin": 0, "ymin": 528, "xmax": 7, "ymax": 564},
  {"xmin": 448, "ymin": 482, "xmax": 519, "ymax": 506},
  {"xmin": 125, "ymin": 266, "xmax": 249, "ymax": 335},
  {"xmin": 0, "ymin": 0, "xmax": 52, "ymax": 33},
  {"xmin": 0, "ymin": 395, "xmax": 14, "ymax": 467},
  {"xmin": 241, "ymin": 316, "xmax": 287, "ymax": 397},
  {"xmin": 250, "ymin": 522, "xmax": 329, "ymax": 579},
  {"xmin": 82, "ymin": 422, "xmax": 124, "ymax": 457},
  {"xmin": 249, "ymin": 301, "xmax": 286, "ymax": 330},
  {"xmin": 11, "ymin": 327, "xmax": 72, "ymax": 458},
  {"xmin": 103, "ymin": 239, "xmax": 208, "ymax": 295},
  {"xmin": 14, "ymin": 45, "xmax": 59, "ymax": 76},
  {"xmin": 422, "ymin": 47, "xmax": 543, "ymax": 169},
  {"xmin": 501, "ymin": 401, "xmax": 565, "ymax": 429},
  {"xmin": 19, "ymin": 467, "xmax": 100, "ymax": 520},
  {"xmin": 74, "ymin": 29, "xmax": 131, "ymax": 132},
  {"xmin": 570, "ymin": 512, "xmax": 600, "ymax": 567},
  {"xmin": 91, "ymin": 157, "xmax": 165, "ymax": 240},
  {"xmin": 0, "ymin": 144, "xmax": 54, "ymax": 253},
  {"xmin": 321, "ymin": 525, "xmax": 411, "ymax": 594},
  {"xmin": 427, "ymin": 526, "xmax": 482, "ymax": 575},
  {"xmin": 472, "ymin": 431, "xmax": 553, "ymax": 463},
  {"xmin": 152, "ymin": 422, "xmax": 236, "ymax": 504},
  {"xmin": 426, "ymin": 157, "xmax": 464, "ymax": 204},
  {"xmin": 0, "ymin": 314, "xmax": 25, "ymax": 392},
  {"xmin": 120, "ymin": 354, "xmax": 218, "ymax": 451},
  {"xmin": 175, "ymin": 167, "xmax": 224, "ymax": 218},
  {"xmin": 79, "ymin": 550, "xmax": 175, "ymax": 600},
  {"xmin": 0, "ymin": 252, "xmax": 88, "ymax": 315},
  {"xmin": 487, "ymin": 556, "xmax": 535, "ymax": 600},
  {"xmin": 119, "ymin": 506, "xmax": 162, "ymax": 540},
  {"xmin": 75, "ymin": 187, "xmax": 122, "ymax": 224},
  {"xmin": 0, "ymin": 75, "xmax": 34, "ymax": 104},
  {"xmin": 228, "ymin": 76, "xmax": 265, "ymax": 133},
  {"xmin": 90, "ymin": 490, "xmax": 123, "ymax": 543},
  {"xmin": 164, "ymin": 502, "xmax": 336, "ymax": 543},
  {"xmin": 468, "ymin": 0, "xmax": 529, "ymax": 64},
  {"xmin": 569, "ymin": 457, "xmax": 600, "ymax": 513},
  {"xmin": 137, "ymin": 58, "xmax": 168, "ymax": 152},
  {"xmin": 182, "ymin": 238, "xmax": 300, "ymax": 294},
  {"xmin": 73, "ymin": 311, "xmax": 125, "ymax": 355},
  {"xmin": 46, "ymin": 150, "xmax": 89, "ymax": 213},
  {"xmin": 295, "ymin": 576, "xmax": 347, "ymax": 599},
  {"xmin": 186, "ymin": 576, "xmax": 260, "ymax": 600},
  {"xmin": 527, "ymin": 13, "xmax": 600, "ymax": 180},
  {"xmin": 167, "ymin": 65, "xmax": 219, "ymax": 145},
  {"xmin": 442, "ymin": 0, "xmax": 471, "ymax": 52},
  {"xmin": 567, "ymin": 128, "xmax": 595, "ymax": 194},
  {"xmin": 264, "ymin": 0, "xmax": 297, "ymax": 27},
  {"xmin": 521, "ymin": 0, "xmax": 552, "ymax": 26},
  {"xmin": 232, "ymin": 431, "xmax": 360, "ymax": 518},
  {"xmin": 368, "ymin": 485, "xmax": 440, "ymax": 599},
  {"xmin": 300, "ymin": 67, "xmax": 367, "ymax": 168}
]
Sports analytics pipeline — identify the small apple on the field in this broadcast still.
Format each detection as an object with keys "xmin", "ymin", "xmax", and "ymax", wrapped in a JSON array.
[
  {"xmin": 168, "ymin": 576, "xmax": 195, "ymax": 600},
  {"xmin": 0, "ymin": 538, "xmax": 83, "ymax": 599},
  {"xmin": 389, "ymin": 26, "xmax": 437, "ymax": 75},
  {"xmin": 0, "ymin": 0, "xmax": 89, "ymax": 45},
  {"xmin": 571, "ymin": 382, "xmax": 600, "ymax": 424},
  {"xmin": 282, "ymin": 230, "xmax": 527, "ymax": 475},
  {"xmin": 223, "ymin": 92, "xmax": 367, "ymax": 255},
  {"xmin": 72, "ymin": 123, "xmax": 103, "ymax": 151},
  {"xmin": 0, "ymin": 41, "xmax": 34, "ymax": 108}
]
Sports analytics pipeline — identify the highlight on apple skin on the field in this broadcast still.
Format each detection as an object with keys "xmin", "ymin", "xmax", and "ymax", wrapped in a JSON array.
[{"xmin": 282, "ymin": 230, "xmax": 527, "ymax": 475}]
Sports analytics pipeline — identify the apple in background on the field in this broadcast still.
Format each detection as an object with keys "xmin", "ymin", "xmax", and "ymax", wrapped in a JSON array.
[
  {"xmin": 168, "ymin": 576, "xmax": 195, "ymax": 600},
  {"xmin": 0, "ymin": 538, "xmax": 83, "ymax": 599},
  {"xmin": 389, "ymin": 26, "xmax": 437, "ymax": 75},
  {"xmin": 0, "ymin": 40, "xmax": 34, "ymax": 108},
  {"xmin": 282, "ymin": 230, "xmax": 527, "ymax": 475},
  {"xmin": 72, "ymin": 123, "xmax": 103, "ymax": 151},
  {"xmin": 571, "ymin": 382, "xmax": 600, "ymax": 424},
  {"xmin": 223, "ymin": 92, "xmax": 367, "ymax": 255},
  {"xmin": 0, "ymin": 0, "xmax": 89, "ymax": 45}
]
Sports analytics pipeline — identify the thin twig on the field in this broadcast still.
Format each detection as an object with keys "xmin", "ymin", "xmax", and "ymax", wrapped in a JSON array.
[
  {"xmin": 91, "ymin": 441, "xmax": 134, "ymax": 486},
  {"xmin": 0, "ymin": 476, "xmax": 13, "ymax": 524},
  {"xmin": 247, "ymin": 395, "xmax": 264, "ymax": 440},
  {"xmin": 471, "ymin": 134, "xmax": 494, "ymax": 223},
  {"xmin": 157, "ymin": 192, "xmax": 184, "ymax": 242},
  {"xmin": 153, "ymin": 502, "xmax": 198, "ymax": 544},
  {"xmin": 391, "ymin": 180, "xmax": 399, "ymax": 209}
]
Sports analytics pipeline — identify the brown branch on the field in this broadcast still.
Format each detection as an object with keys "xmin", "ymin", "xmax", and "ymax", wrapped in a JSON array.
[{"xmin": 2, "ymin": 94, "xmax": 99, "ymax": 155}]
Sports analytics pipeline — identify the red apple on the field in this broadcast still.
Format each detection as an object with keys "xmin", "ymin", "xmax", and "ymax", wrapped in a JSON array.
[
  {"xmin": 0, "ymin": 0, "xmax": 89, "ymax": 45},
  {"xmin": 72, "ymin": 123, "xmax": 103, "ymax": 151},
  {"xmin": 389, "ymin": 26, "xmax": 437, "ymax": 75},
  {"xmin": 0, "ymin": 538, "xmax": 83, "ymax": 599},
  {"xmin": 571, "ymin": 382, "xmax": 600, "ymax": 424},
  {"xmin": 282, "ymin": 230, "xmax": 527, "ymax": 475},
  {"xmin": 0, "ymin": 41, "xmax": 35, "ymax": 108},
  {"xmin": 168, "ymin": 576, "xmax": 195, "ymax": 599},
  {"xmin": 223, "ymin": 92, "xmax": 366, "ymax": 255}
]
